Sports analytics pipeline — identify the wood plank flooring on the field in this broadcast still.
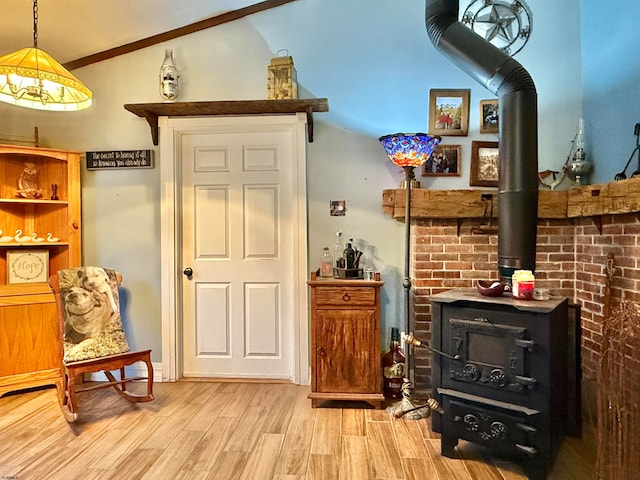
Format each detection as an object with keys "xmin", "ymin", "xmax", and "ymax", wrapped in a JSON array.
[{"xmin": 0, "ymin": 381, "xmax": 596, "ymax": 479}]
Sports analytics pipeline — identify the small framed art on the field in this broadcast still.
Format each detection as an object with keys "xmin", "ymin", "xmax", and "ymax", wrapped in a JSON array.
[
  {"xmin": 470, "ymin": 141, "xmax": 499, "ymax": 187},
  {"xmin": 429, "ymin": 89, "xmax": 470, "ymax": 136},
  {"xmin": 7, "ymin": 249, "xmax": 49, "ymax": 284},
  {"xmin": 480, "ymin": 99, "xmax": 499, "ymax": 134},
  {"xmin": 422, "ymin": 144, "xmax": 461, "ymax": 176}
]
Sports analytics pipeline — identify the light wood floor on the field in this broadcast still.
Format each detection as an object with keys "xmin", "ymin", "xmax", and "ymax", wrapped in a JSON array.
[{"xmin": 0, "ymin": 381, "xmax": 596, "ymax": 479}]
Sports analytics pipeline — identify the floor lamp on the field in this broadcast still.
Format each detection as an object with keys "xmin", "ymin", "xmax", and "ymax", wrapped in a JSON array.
[{"xmin": 379, "ymin": 133, "xmax": 441, "ymax": 419}]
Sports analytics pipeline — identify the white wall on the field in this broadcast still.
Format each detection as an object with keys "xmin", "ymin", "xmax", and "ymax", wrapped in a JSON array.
[{"xmin": 0, "ymin": 0, "xmax": 583, "ymax": 360}]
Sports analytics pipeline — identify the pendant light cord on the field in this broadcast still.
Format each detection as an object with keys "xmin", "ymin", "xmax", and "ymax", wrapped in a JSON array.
[{"xmin": 33, "ymin": 0, "xmax": 38, "ymax": 49}]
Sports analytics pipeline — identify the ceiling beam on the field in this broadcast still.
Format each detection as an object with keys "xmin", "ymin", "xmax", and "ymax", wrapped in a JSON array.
[{"xmin": 63, "ymin": 0, "xmax": 297, "ymax": 71}]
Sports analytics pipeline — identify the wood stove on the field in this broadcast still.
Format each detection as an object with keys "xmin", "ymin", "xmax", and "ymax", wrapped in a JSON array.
[{"xmin": 430, "ymin": 288, "xmax": 575, "ymax": 480}]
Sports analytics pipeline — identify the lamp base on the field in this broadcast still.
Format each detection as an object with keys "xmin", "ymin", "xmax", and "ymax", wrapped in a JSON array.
[
  {"xmin": 385, "ymin": 379, "xmax": 442, "ymax": 420},
  {"xmin": 386, "ymin": 395, "xmax": 432, "ymax": 420}
]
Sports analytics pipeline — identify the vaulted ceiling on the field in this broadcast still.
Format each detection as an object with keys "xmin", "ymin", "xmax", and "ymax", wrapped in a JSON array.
[{"xmin": 0, "ymin": 0, "xmax": 271, "ymax": 67}]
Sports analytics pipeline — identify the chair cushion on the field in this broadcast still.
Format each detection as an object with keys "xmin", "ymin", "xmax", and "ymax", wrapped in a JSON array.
[{"xmin": 57, "ymin": 266, "xmax": 129, "ymax": 363}]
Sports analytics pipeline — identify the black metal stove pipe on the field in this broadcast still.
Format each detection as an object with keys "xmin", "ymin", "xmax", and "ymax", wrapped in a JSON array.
[{"xmin": 425, "ymin": 0, "xmax": 538, "ymax": 281}]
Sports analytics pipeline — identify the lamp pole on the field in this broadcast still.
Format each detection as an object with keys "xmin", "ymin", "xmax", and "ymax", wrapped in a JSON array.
[{"xmin": 402, "ymin": 165, "xmax": 415, "ymax": 386}]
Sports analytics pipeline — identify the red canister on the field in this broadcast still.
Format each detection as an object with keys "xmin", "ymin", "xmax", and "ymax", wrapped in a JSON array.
[{"xmin": 512, "ymin": 270, "xmax": 535, "ymax": 300}]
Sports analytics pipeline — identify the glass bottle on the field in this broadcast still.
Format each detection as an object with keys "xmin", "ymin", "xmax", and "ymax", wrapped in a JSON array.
[
  {"xmin": 343, "ymin": 242, "xmax": 355, "ymax": 269},
  {"xmin": 334, "ymin": 231, "xmax": 343, "ymax": 268},
  {"xmin": 319, "ymin": 247, "xmax": 333, "ymax": 278},
  {"xmin": 382, "ymin": 327, "xmax": 406, "ymax": 399},
  {"xmin": 159, "ymin": 49, "xmax": 179, "ymax": 101}
]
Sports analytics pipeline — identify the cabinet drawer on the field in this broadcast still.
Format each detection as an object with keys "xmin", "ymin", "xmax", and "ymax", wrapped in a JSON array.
[{"xmin": 315, "ymin": 287, "xmax": 375, "ymax": 306}]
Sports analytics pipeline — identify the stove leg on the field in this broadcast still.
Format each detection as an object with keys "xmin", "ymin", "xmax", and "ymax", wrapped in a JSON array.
[
  {"xmin": 524, "ymin": 462, "xmax": 547, "ymax": 480},
  {"xmin": 440, "ymin": 435, "xmax": 458, "ymax": 457}
]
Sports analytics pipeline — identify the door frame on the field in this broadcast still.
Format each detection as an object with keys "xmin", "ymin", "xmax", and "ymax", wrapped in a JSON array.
[{"xmin": 158, "ymin": 114, "xmax": 310, "ymax": 384}]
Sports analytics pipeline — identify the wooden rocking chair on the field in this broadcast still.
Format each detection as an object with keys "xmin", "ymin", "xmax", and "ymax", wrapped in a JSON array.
[{"xmin": 49, "ymin": 267, "xmax": 154, "ymax": 422}]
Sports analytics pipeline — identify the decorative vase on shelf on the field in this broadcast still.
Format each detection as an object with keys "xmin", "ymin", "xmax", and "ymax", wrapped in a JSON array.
[{"xmin": 159, "ymin": 49, "xmax": 179, "ymax": 102}]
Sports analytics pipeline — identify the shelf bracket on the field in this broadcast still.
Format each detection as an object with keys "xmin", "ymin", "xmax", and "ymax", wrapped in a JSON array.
[
  {"xmin": 306, "ymin": 106, "xmax": 314, "ymax": 143},
  {"xmin": 593, "ymin": 216, "xmax": 603, "ymax": 235}
]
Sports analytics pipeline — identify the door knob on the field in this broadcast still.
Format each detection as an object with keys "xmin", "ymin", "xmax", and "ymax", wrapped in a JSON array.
[{"xmin": 183, "ymin": 267, "xmax": 193, "ymax": 278}]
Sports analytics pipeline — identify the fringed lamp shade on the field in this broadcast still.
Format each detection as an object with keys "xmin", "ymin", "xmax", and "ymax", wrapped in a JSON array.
[
  {"xmin": 379, "ymin": 133, "xmax": 441, "ymax": 167},
  {"xmin": 0, "ymin": 47, "xmax": 93, "ymax": 111}
]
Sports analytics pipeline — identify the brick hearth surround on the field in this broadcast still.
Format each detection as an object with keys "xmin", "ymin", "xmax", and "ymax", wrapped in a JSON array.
[{"xmin": 410, "ymin": 213, "xmax": 640, "ymax": 399}]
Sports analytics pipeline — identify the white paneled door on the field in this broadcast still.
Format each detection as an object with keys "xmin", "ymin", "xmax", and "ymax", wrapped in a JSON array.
[{"xmin": 167, "ymin": 116, "xmax": 307, "ymax": 381}]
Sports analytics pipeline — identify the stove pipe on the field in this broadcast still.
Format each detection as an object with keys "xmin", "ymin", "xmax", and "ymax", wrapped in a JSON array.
[{"xmin": 425, "ymin": 0, "xmax": 538, "ymax": 281}]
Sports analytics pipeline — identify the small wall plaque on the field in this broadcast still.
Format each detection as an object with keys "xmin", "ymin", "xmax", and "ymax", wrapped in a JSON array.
[
  {"xmin": 86, "ymin": 150, "xmax": 154, "ymax": 170},
  {"xmin": 7, "ymin": 250, "xmax": 49, "ymax": 284}
]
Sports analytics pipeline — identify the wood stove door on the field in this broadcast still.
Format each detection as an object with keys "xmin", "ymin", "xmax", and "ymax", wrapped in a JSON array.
[{"xmin": 447, "ymin": 318, "xmax": 535, "ymax": 393}]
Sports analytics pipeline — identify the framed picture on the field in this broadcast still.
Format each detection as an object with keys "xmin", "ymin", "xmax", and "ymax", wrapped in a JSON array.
[
  {"xmin": 470, "ymin": 141, "xmax": 499, "ymax": 187},
  {"xmin": 480, "ymin": 99, "xmax": 499, "ymax": 134},
  {"xmin": 429, "ymin": 89, "xmax": 470, "ymax": 136},
  {"xmin": 422, "ymin": 144, "xmax": 462, "ymax": 176},
  {"xmin": 7, "ymin": 249, "xmax": 49, "ymax": 284}
]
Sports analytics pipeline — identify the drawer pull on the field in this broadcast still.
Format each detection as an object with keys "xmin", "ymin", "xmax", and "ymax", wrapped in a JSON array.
[
  {"xmin": 341, "ymin": 292, "xmax": 350, "ymax": 302},
  {"xmin": 515, "ymin": 375, "xmax": 537, "ymax": 389},
  {"xmin": 515, "ymin": 423, "xmax": 538, "ymax": 434},
  {"xmin": 515, "ymin": 444, "xmax": 538, "ymax": 456},
  {"xmin": 317, "ymin": 347, "xmax": 326, "ymax": 357},
  {"xmin": 514, "ymin": 339, "xmax": 536, "ymax": 352}
]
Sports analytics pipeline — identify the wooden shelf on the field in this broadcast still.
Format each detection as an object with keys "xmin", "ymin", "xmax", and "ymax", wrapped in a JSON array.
[
  {"xmin": 0, "ymin": 242, "xmax": 68, "ymax": 248},
  {"xmin": 382, "ymin": 176, "xmax": 640, "ymax": 221},
  {"xmin": 124, "ymin": 98, "xmax": 329, "ymax": 145},
  {"xmin": 0, "ymin": 198, "xmax": 68, "ymax": 205}
]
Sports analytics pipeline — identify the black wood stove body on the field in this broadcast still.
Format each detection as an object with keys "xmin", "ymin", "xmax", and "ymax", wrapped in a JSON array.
[{"xmin": 430, "ymin": 288, "xmax": 570, "ymax": 480}]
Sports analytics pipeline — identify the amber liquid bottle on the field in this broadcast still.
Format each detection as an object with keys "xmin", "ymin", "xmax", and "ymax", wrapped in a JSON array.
[{"xmin": 382, "ymin": 327, "xmax": 406, "ymax": 399}]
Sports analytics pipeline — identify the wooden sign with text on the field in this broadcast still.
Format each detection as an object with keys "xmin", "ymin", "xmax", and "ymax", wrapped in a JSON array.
[{"xmin": 86, "ymin": 150, "xmax": 154, "ymax": 170}]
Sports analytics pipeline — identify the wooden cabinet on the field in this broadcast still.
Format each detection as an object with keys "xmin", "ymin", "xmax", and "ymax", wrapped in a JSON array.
[
  {"xmin": 0, "ymin": 145, "xmax": 81, "ymax": 397},
  {"xmin": 307, "ymin": 272, "xmax": 385, "ymax": 408}
]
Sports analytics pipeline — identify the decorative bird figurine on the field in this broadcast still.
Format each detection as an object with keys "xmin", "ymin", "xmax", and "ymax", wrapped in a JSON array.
[
  {"xmin": 14, "ymin": 229, "xmax": 31, "ymax": 242},
  {"xmin": 0, "ymin": 230, "xmax": 14, "ymax": 242},
  {"xmin": 46, "ymin": 232, "xmax": 60, "ymax": 243},
  {"xmin": 31, "ymin": 232, "xmax": 45, "ymax": 242}
]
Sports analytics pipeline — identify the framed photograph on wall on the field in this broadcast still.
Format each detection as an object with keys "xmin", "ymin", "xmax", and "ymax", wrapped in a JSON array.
[
  {"xmin": 429, "ymin": 89, "xmax": 470, "ymax": 136},
  {"xmin": 7, "ymin": 250, "xmax": 49, "ymax": 284},
  {"xmin": 470, "ymin": 141, "xmax": 499, "ymax": 187},
  {"xmin": 422, "ymin": 144, "xmax": 462, "ymax": 176},
  {"xmin": 480, "ymin": 99, "xmax": 499, "ymax": 134}
]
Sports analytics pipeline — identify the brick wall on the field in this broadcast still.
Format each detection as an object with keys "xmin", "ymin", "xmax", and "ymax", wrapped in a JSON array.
[{"xmin": 410, "ymin": 213, "xmax": 640, "ymax": 395}]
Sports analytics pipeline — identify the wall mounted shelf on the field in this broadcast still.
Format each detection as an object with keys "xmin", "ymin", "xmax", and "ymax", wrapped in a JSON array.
[{"xmin": 124, "ymin": 98, "xmax": 329, "ymax": 145}]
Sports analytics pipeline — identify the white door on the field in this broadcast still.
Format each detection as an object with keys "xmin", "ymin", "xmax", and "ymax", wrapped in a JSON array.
[{"xmin": 159, "ymin": 115, "xmax": 309, "ymax": 383}]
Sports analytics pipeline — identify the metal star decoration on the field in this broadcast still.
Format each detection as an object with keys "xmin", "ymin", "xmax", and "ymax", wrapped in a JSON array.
[{"xmin": 462, "ymin": 0, "xmax": 532, "ymax": 56}]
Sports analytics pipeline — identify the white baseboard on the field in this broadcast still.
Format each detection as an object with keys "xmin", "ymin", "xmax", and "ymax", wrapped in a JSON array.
[{"xmin": 85, "ymin": 361, "xmax": 163, "ymax": 383}]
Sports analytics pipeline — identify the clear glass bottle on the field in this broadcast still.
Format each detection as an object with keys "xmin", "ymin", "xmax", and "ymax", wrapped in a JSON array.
[
  {"xmin": 319, "ymin": 247, "xmax": 333, "ymax": 278},
  {"xmin": 159, "ymin": 49, "xmax": 179, "ymax": 101},
  {"xmin": 382, "ymin": 327, "xmax": 406, "ymax": 399}
]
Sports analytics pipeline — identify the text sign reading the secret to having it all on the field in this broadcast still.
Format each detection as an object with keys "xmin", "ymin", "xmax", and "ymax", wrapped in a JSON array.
[{"xmin": 86, "ymin": 150, "xmax": 154, "ymax": 170}]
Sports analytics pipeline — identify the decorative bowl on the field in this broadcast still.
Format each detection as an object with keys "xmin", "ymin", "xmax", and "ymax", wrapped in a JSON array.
[{"xmin": 476, "ymin": 280, "xmax": 510, "ymax": 297}]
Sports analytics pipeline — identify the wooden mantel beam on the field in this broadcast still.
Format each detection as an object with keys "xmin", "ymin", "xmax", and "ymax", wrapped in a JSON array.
[{"xmin": 382, "ymin": 176, "xmax": 640, "ymax": 220}]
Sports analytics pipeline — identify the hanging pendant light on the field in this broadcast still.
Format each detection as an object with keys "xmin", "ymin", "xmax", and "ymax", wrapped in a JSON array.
[{"xmin": 0, "ymin": 0, "xmax": 92, "ymax": 111}]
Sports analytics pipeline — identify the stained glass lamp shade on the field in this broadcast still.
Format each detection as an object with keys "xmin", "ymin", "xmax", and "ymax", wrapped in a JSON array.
[{"xmin": 379, "ymin": 133, "xmax": 441, "ymax": 168}]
